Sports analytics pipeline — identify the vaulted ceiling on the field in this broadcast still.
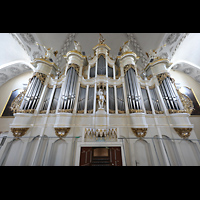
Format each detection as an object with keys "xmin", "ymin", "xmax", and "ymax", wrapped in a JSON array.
[{"xmin": 0, "ymin": 33, "xmax": 199, "ymax": 87}]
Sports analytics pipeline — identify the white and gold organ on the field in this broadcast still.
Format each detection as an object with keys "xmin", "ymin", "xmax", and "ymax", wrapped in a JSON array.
[{"xmin": 0, "ymin": 35, "xmax": 199, "ymax": 166}]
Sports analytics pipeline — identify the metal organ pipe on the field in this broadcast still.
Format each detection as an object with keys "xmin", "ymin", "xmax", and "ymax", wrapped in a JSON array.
[
  {"xmin": 160, "ymin": 81, "xmax": 171, "ymax": 109},
  {"xmin": 23, "ymin": 76, "xmax": 37, "ymax": 110},
  {"xmin": 27, "ymin": 78, "xmax": 40, "ymax": 110},
  {"xmin": 163, "ymin": 79, "xmax": 175, "ymax": 110},
  {"xmin": 59, "ymin": 66, "xmax": 78, "ymax": 111},
  {"xmin": 166, "ymin": 77, "xmax": 180, "ymax": 110},
  {"xmin": 125, "ymin": 67, "xmax": 141, "ymax": 111}
]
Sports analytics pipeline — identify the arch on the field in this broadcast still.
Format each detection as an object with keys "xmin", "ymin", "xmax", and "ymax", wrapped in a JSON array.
[
  {"xmin": 162, "ymin": 135, "xmax": 181, "ymax": 166},
  {"xmin": 48, "ymin": 139, "xmax": 68, "ymax": 166},
  {"xmin": 179, "ymin": 139, "xmax": 200, "ymax": 166},
  {"xmin": 21, "ymin": 135, "xmax": 40, "ymax": 166},
  {"xmin": 0, "ymin": 60, "xmax": 35, "ymax": 71},
  {"xmin": 0, "ymin": 138, "xmax": 24, "ymax": 166},
  {"xmin": 134, "ymin": 139, "xmax": 154, "ymax": 166},
  {"xmin": 33, "ymin": 135, "xmax": 49, "ymax": 166}
]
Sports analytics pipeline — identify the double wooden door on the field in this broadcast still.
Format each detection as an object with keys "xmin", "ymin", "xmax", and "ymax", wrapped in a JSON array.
[{"xmin": 79, "ymin": 147, "xmax": 122, "ymax": 166}]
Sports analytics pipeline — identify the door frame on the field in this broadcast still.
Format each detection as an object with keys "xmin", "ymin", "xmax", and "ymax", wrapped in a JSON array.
[{"xmin": 75, "ymin": 142, "xmax": 126, "ymax": 166}]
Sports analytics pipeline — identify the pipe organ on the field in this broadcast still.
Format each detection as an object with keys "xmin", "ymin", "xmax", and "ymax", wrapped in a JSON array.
[{"xmin": 3, "ymin": 35, "xmax": 198, "ymax": 166}]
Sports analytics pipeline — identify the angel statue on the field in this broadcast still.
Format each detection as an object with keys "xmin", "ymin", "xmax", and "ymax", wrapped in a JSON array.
[
  {"xmin": 120, "ymin": 40, "xmax": 132, "ymax": 54},
  {"xmin": 146, "ymin": 43, "xmax": 166, "ymax": 63},
  {"xmin": 146, "ymin": 49, "xmax": 158, "ymax": 63},
  {"xmin": 36, "ymin": 42, "xmax": 58, "ymax": 62},
  {"xmin": 74, "ymin": 40, "xmax": 82, "ymax": 53},
  {"xmin": 98, "ymin": 33, "xmax": 105, "ymax": 44}
]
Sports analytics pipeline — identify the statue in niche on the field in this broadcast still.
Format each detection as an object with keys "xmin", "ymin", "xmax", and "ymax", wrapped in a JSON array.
[
  {"xmin": 98, "ymin": 89, "xmax": 105, "ymax": 109},
  {"xmin": 74, "ymin": 40, "xmax": 82, "ymax": 53},
  {"xmin": 120, "ymin": 40, "xmax": 132, "ymax": 54},
  {"xmin": 36, "ymin": 42, "xmax": 58, "ymax": 62},
  {"xmin": 98, "ymin": 33, "xmax": 105, "ymax": 44}
]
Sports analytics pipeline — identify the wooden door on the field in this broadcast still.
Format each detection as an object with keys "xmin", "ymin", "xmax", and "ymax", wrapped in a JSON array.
[
  {"xmin": 110, "ymin": 147, "xmax": 122, "ymax": 166},
  {"xmin": 79, "ymin": 147, "xmax": 93, "ymax": 166},
  {"xmin": 79, "ymin": 147, "xmax": 122, "ymax": 166}
]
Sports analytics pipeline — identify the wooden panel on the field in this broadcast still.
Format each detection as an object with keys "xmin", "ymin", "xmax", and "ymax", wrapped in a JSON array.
[
  {"xmin": 110, "ymin": 147, "xmax": 122, "ymax": 166},
  {"xmin": 79, "ymin": 147, "xmax": 93, "ymax": 166},
  {"xmin": 93, "ymin": 148, "xmax": 109, "ymax": 157}
]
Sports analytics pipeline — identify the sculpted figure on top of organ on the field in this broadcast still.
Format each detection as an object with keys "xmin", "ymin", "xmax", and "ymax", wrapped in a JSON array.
[
  {"xmin": 36, "ymin": 42, "xmax": 58, "ymax": 63},
  {"xmin": 74, "ymin": 40, "xmax": 82, "ymax": 53},
  {"xmin": 120, "ymin": 40, "xmax": 132, "ymax": 54}
]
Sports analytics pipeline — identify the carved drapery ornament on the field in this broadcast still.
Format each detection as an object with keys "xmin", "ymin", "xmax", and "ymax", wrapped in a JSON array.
[
  {"xmin": 33, "ymin": 72, "xmax": 47, "ymax": 84},
  {"xmin": 124, "ymin": 64, "xmax": 136, "ymax": 74},
  {"xmin": 156, "ymin": 72, "xmax": 174, "ymax": 85},
  {"xmin": 11, "ymin": 128, "xmax": 29, "ymax": 137},
  {"xmin": 177, "ymin": 90, "xmax": 194, "ymax": 115},
  {"xmin": 10, "ymin": 90, "xmax": 26, "ymax": 113},
  {"xmin": 68, "ymin": 64, "xmax": 80, "ymax": 75},
  {"xmin": 54, "ymin": 128, "xmax": 71, "ymax": 138},
  {"xmin": 131, "ymin": 128, "xmax": 147, "ymax": 138},
  {"xmin": 174, "ymin": 128, "xmax": 192, "ymax": 139}
]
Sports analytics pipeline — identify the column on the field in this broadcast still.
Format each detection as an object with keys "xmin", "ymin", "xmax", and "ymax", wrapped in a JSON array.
[
  {"xmin": 35, "ymin": 76, "xmax": 49, "ymax": 114},
  {"xmin": 93, "ymin": 83, "xmax": 97, "ymax": 113},
  {"xmin": 56, "ymin": 75, "xmax": 67, "ymax": 113},
  {"xmin": 113, "ymin": 63, "xmax": 116, "ymax": 80},
  {"xmin": 114, "ymin": 85, "xmax": 118, "ymax": 114},
  {"xmin": 88, "ymin": 64, "xmax": 91, "ymax": 79},
  {"xmin": 84, "ymin": 85, "xmax": 89, "ymax": 114},
  {"xmin": 46, "ymin": 84, "xmax": 57, "ymax": 115},
  {"xmin": 106, "ymin": 55, "xmax": 108, "ymax": 77},
  {"xmin": 146, "ymin": 85, "xmax": 155, "ymax": 115},
  {"xmin": 106, "ymin": 83, "xmax": 109, "ymax": 114},
  {"xmin": 155, "ymin": 83, "xmax": 168, "ymax": 115},
  {"xmin": 73, "ymin": 78, "xmax": 81, "ymax": 114}
]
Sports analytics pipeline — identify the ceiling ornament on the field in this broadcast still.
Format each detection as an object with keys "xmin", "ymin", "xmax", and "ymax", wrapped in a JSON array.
[
  {"xmin": 14, "ymin": 33, "xmax": 43, "ymax": 61},
  {"xmin": 0, "ymin": 73, "xmax": 8, "ymax": 81},
  {"xmin": 165, "ymin": 33, "xmax": 181, "ymax": 45},
  {"xmin": 56, "ymin": 33, "xmax": 76, "ymax": 66},
  {"xmin": 126, "ymin": 33, "xmax": 148, "ymax": 67},
  {"xmin": 0, "ymin": 63, "xmax": 32, "ymax": 87}
]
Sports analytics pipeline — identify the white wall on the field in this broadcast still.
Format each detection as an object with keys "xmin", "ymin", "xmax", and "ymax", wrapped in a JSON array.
[{"xmin": 0, "ymin": 71, "xmax": 33, "ymax": 131}]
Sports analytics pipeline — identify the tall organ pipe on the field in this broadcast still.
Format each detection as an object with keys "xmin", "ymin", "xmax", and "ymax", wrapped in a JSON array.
[
  {"xmin": 125, "ymin": 67, "xmax": 141, "ymax": 111},
  {"xmin": 23, "ymin": 76, "xmax": 37, "ymax": 110}
]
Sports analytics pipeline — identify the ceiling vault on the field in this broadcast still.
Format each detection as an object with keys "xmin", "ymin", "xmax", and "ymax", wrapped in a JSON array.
[{"xmin": 1, "ymin": 33, "xmax": 199, "ymax": 87}]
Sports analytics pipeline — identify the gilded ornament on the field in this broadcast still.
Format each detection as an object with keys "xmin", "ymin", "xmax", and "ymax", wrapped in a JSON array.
[
  {"xmin": 11, "ymin": 128, "xmax": 29, "ymax": 137},
  {"xmin": 131, "ymin": 128, "xmax": 147, "ymax": 138},
  {"xmin": 54, "ymin": 128, "xmax": 71, "ymax": 138},
  {"xmin": 174, "ymin": 128, "xmax": 192, "ymax": 139}
]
